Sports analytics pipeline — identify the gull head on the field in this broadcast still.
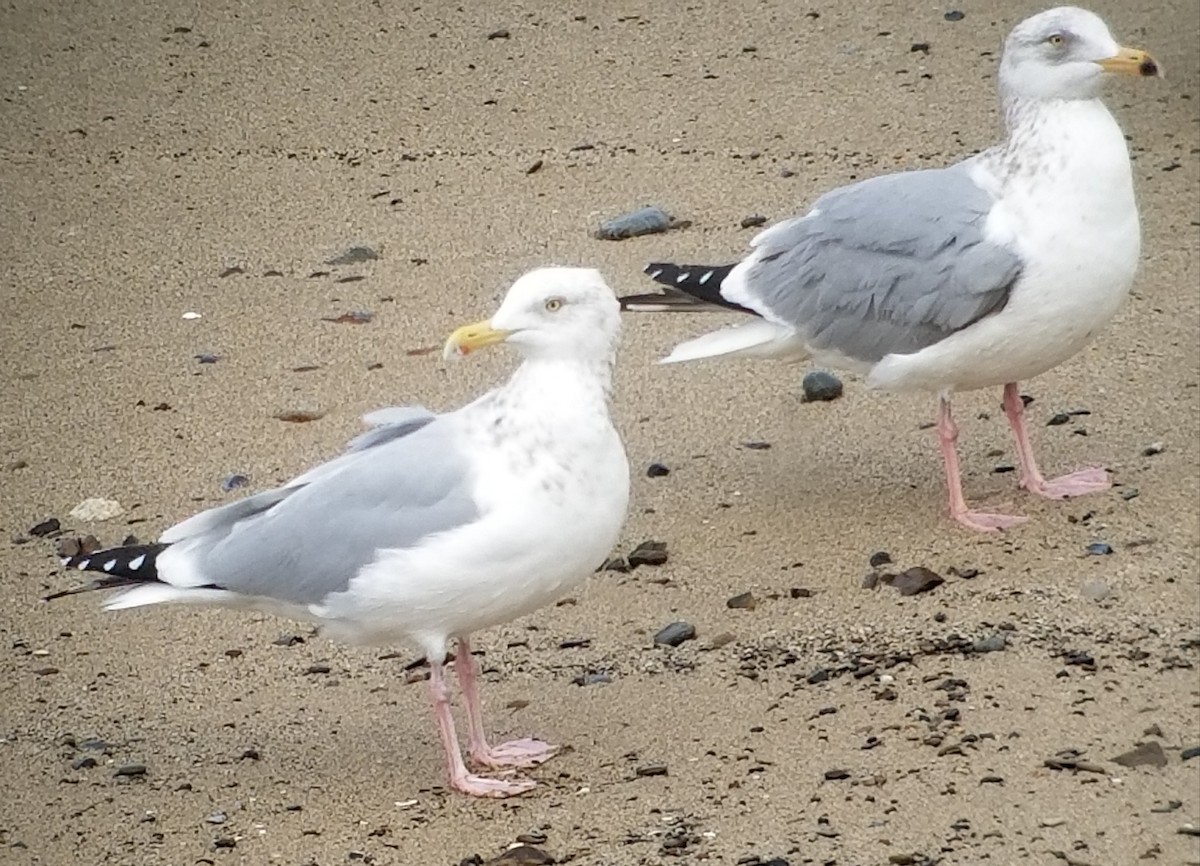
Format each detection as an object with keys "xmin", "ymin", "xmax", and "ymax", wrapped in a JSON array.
[
  {"xmin": 443, "ymin": 267, "xmax": 621, "ymax": 362},
  {"xmin": 1000, "ymin": 7, "xmax": 1159, "ymax": 101}
]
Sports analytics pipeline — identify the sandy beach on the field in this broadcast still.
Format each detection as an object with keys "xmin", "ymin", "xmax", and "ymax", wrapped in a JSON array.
[{"xmin": 2, "ymin": 0, "xmax": 1198, "ymax": 863}]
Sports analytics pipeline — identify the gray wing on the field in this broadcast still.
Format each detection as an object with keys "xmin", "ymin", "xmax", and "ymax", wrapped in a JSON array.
[
  {"xmin": 739, "ymin": 163, "xmax": 1024, "ymax": 364},
  {"xmin": 161, "ymin": 413, "xmax": 478, "ymax": 606}
]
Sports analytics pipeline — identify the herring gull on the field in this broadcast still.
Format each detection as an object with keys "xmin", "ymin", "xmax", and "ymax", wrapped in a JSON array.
[
  {"xmin": 619, "ymin": 6, "xmax": 1159, "ymax": 531},
  {"xmin": 49, "ymin": 267, "xmax": 631, "ymax": 797}
]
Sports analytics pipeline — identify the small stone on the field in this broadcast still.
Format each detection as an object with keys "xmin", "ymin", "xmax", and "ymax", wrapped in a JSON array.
[
  {"xmin": 628, "ymin": 540, "xmax": 668, "ymax": 568},
  {"xmin": 1080, "ymin": 578, "xmax": 1111, "ymax": 600},
  {"xmin": 213, "ymin": 837, "xmax": 236, "ymax": 849},
  {"xmin": 222, "ymin": 473, "xmax": 250, "ymax": 492},
  {"xmin": 1086, "ymin": 542, "xmax": 1114, "ymax": 556},
  {"xmin": 594, "ymin": 206, "xmax": 672, "ymax": 241},
  {"xmin": 635, "ymin": 764, "xmax": 668, "ymax": 777},
  {"xmin": 484, "ymin": 846, "xmax": 555, "ymax": 866},
  {"xmin": 823, "ymin": 768, "xmax": 850, "ymax": 780},
  {"xmin": 910, "ymin": 42, "xmax": 931, "ymax": 54},
  {"xmin": 305, "ymin": 663, "xmax": 332, "ymax": 675},
  {"xmin": 1047, "ymin": 413, "xmax": 1071, "ymax": 426},
  {"xmin": 726, "ymin": 591, "xmax": 756, "ymax": 610},
  {"xmin": 646, "ymin": 462, "xmax": 670, "ymax": 478},
  {"xmin": 861, "ymin": 572, "xmax": 881, "ymax": 590},
  {"xmin": 742, "ymin": 439, "xmax": 771, "ymax": 450},
  {"xmin": 653, "ymin": 621, "xmax": 696, "ymax": 647},
  {"xmin": 1120, "ymin": 487, "xmax": 1139, "ymax": 501},
  {"xmin": 801, "ymin": 370, "xmax": 843, "ymax": 402},
  {"xmin": 194, "ymin": 352, "xmax": 220, "ymax": 364},
  {"xmin": 29, "ymin": 518, "xmax": 62, "ymax": 538},
  {"xmin": 884, "ymin": 567, "xmax": 944, "ymax": 596},
  {"xmin": 1178, "ymin": 826, "xmax": 1200, "ymax": 838},
  {"xmin": 240, "ymin": 748, "xmax": 260, "ymax": 760},
  {"xmin": 600, "ymin": 556, "xmax": 630, "ymax": 573},
  {"xmin": 274, "ymin": 408, "xmax": 325, "ymax": 423},
  {"xmin": 944, "ymin": 10, "xmax": 965, "ymax": 21},
  {"xmin": 71, "ymin": 756, "xmax": 97, "ymax": 770},
  {"xmin": 206, "ymin": 811, "xmax": 227, "ymax": 824},
  {"xmin": 971, "ymin": 634, "xmax": 1007, "ymax": 654},
  {"xmin": 1141, "ymin": 441, "xmax": 1165, "ymax": 456},
  {"xmin": 32, "ymin": 666, "xmax": 60, "ymax": 676},
  {"xmin": 7, "ymin": 459, "xmax": 28, "ymax": 470},
  {"xmin": 1040, "ymin": 817, "xmax": 1066, "ymax": 828},
  {"xmin": 325, "ymin": 246, "xmax": 379, "ymax": 265},
  {"xmin": 572, "ymin": 671, "xmax": 612, "ymax": 686},
  {"xmin": 525, "ymin": 159, "xmax": 543, "ymax": 174},
  {"xmin": 789, "ymin": 587, "xmax": 813, "ymax": 598},
  {"xmin": 807, "ymin": 668, "xmax": 831, "ymax": 685},
  {"xmin": 486, "ymin": 28, "xmax": 510, "ymax": 40},
  {"xmin": 1111, "ymin": 741, "xmax": 1167, "ymax": 769},
  {"xmin": 868, "ymin": 551, "xmax": 892, "ymax": 568},
  {"xmin": 273, "ymin": 633, "xmax": 305, "ymax": 647},
  {"xmin": 740, "ymin": 214, "xmax": 767, "ymax": 229},
  {"xmin": 1181, "ymin": 746, "xmax": 1200, "ymax": 761},
  {"xmin": 706, "ymin": 632, "xmax": 735, "ymax": 649},
  {"xmin": 69, "ymin": 498, "xmax": 124, "ymax": 522},
  {"xmin": 114, "ymin": 763, "xmax": 147, "ymax": 777}
]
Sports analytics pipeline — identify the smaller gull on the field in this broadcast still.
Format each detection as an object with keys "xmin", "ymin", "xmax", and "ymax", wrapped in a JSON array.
[
  {"xmin": 49, "ymin": 267, "xmax": 631, "ymax": 797},
  {"xmin": 619, "ymin": 7, "xmax": 1160, "ymax": 531}
]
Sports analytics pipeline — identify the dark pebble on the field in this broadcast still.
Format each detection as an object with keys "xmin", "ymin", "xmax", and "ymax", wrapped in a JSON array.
[
  {"xmin": 213, "ymin": 837, "xmax": 237, "ymax": 849},
  {"xmin": 654, "ymin": 621, "xmax": 696, "ymax": 647},
  {"xmin": 594, "ymin": 206, "xmax": 672, "ymax": 240},
  {"xmin": 558, "ymin": 637, "xmax": 590, "ymax": 649},
  {"xmin": 646, "ymin": 462, "xmax": 670, "ymax": 477},
  {"xmin": 628, "ymin": 540, "xmax": 668, "ymax": 568},
  {"xmin": 1142, "ymin": 442, "xmax": 1165, "ymax": 456},
  {"xmin": 525, "ymin": 159, "xmax": 543, "ymax": 175},
  {"xmin": 869, "ymin": 550, "xmax": 893, "ymax": 568},
  {"xmin": 71, "ymin": 756, "xmax": 97, "ymax": 770},
  {"xmin": 862, "ymin": 572, "xmax": 881, "ymax": 590},
  {"xmin": 1181, "ymin": 746, "xmax": 1200, "ymax": 761},
  {"xmin": 1121, "ymin": 487, "xmax": 1139, "ymax": 501},
  {"xmin": 944, "ymin": 10, "xmax": 965, "ymax": 21},
  {"xmin": 971, "ymin": 634, "xmax": 1007, "ymax": 654},
  {"xmin": 600, "ymin": 556, "xmax": 630, "ymax": 573},
  {"xmin": 801, "ymin": 370, "xmax": 843, "ymax": 402},
  {"xmin": 806, "ymin": 667, "xmax": 830, "ymax": 685},
  {"xmin": 1063, "ymin": 649, "xmax": 1095, "ymax": 667},
  {"xmin": 823, "ymin": 768, "xmax": 850, "ymax": 780},
  {"xmin": 29, "ymin": 518, "xmax": 61, "ymax": 538},
  {"xmin": 194, "ymin": 352, "xmax": 219, "ymax": 364},
  {"xmin": 726, "ymin": 591, "xmax": 757, "ymax": 610},
  {"xmin": 325, "ymin": 246, "xmax": 379, "ymax": 265},
  {"xmin": 789, "ymin": 587, "xmax": 813, "ymax": 598},
  {"xmin": 1086, "ymin": 542, "xmax": 1114, "ymax": 556},
  {"xmin": 486, "ymin": 28, "xmax": 510, "ymax": 40},
  {"xmin": 114, "ymin": 763, "xmax": 147, "ymax": 777},
  {"xmin": 572, "ymin": 671, "xmax": 612, "ymax": 687},
  {"xmin": 885, "ymin": 567, "xmax": 944, "ymax": 596},
  {"xmin": 240, "ymin": 748, "xmax": 260, "ymax": 760},
  {"xmin": 742, "ymin": 439, "xmax": 771, "ymax": 450},
  {"xmin": 222, "ymin": 473, "xmax": 250, "ymax": 492},
  {"xmin": 1111, "ymin": 741, "xmax": 1167, "ymax": 768},
  {"xmin": 741, "ymin": 214, "xmax": 767, "ymax": 229},
  {"xmin": 910, "ymin": 42, "xmax": 931, "ymax": 54},
  {"xmin": 636, "ymin": 764, "xmax": 669, "ymax": 777},
  {"xmin": 305, "ymin": 663, "xmax": 332, "ymax": 675},
  {"xmin": 1047, "ymin": 413, "xmax": 1071, "ymax": 426}
]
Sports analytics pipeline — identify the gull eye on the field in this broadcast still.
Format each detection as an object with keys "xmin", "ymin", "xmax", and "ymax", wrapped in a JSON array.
[
  {"xmin": 544, "ymin": 297, "xmax": 565, "ymax": 312},
  {"xmin": 1046, "ymin": 33, "xmax": 1065, "ymax": 47}
]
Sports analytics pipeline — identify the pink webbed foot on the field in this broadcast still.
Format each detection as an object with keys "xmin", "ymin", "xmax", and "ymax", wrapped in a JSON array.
[
  {"xmin": 953, "ymin": 508, "xmax": 1030, "ymax": 533},
  {"xmin": 471, "ymin": 737, "xmax": 557, "ymax": 769},
  {"xmin": 449, "ymin": 770, "xmax": 538, "ymax": 798},
  {"xmin": 1022, "ymin": 466, "xmax": 1111, "ymax": 500}
]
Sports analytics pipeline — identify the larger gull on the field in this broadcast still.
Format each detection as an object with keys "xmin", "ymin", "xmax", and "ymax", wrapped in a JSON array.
[
  {"xmin": 619, "ymin": 7, "xmax": 1159, "ymax": 531},
  {"xmin": 50, "ymin": 267, "xmax": 631, "ymax": 797}
]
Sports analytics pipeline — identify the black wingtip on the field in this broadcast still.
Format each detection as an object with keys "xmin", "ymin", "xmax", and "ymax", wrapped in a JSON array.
[
  {"xmin": 629, "ymin": 261, "xmax": 752, "ymax": 314},
  {"xmin": 48, "ymin": 543, "xmax": 169, "ymax": 602}
]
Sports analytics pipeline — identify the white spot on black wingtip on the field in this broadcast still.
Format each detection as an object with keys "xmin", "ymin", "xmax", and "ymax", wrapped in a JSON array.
[
  {"xmin": 675, "ymin": 271, "xmax": 690, "ymax": 283},
  {"xmin": 647, "ymin": 268, "xmax": 663, "ymax": 280},
  {"xmin": 76, "ymin": 559, "xmax": 90, "ymax": 570},
  {"xmin": 698, "ymin": 270, "xmax": 714, "ymax": 285},
  {"xmin": 102, "ymin": 559, "xmax": 117, "ymax": 572},
  {"xmin": 128, "ymin": 554, "xmax": 146, "ymax": 571}
]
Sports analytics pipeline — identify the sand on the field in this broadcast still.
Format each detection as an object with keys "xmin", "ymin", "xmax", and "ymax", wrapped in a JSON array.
[{"xmin": 1, "ymin": 0, "xmax": 1198, "ymax": 864}]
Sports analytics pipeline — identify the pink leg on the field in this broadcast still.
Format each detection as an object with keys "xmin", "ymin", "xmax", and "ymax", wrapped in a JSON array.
[
  {"xmin": 427, "ymin": 656, "xmax": 536, "ymax": 797},
  {"xmin": 1002, "ymin": 383, "xmax": 1111, "ymax": 499},
  {"xmin": 455, "ymin": 637, "xmax": 557, "ymax": 769},
  {"xmin": 937, "ymin": 393, "xmax": 1028, "ymax": 532}
]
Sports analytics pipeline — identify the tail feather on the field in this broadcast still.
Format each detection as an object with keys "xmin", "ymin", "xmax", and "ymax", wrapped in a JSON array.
[
  {"xmin": 618, "ymin": 262, "xmax": 753, "ymax": 314},
  {"xmin": 46, "ymin": 543, "xmax": 170, "ymax": 601}
]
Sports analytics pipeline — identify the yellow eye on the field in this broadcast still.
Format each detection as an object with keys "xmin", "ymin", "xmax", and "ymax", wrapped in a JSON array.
[
  {"xmin": 545, "ymin": 297, "xmax": 564, "ymax": 312},
  {"xmin": 1047, "ymin": 33, "xmax": 1065, "ymax": 47}
]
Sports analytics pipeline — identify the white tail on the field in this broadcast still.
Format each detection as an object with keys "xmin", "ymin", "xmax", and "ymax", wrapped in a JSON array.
[{"xmin": 661, "ymin": 320, "xmax": 809, "ymax": 364}]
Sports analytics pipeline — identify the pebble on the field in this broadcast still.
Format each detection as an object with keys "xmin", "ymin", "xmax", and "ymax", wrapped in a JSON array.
[
  {"xmin": 823, "ymin": 768, "xmax": 850, "ymax": 780},
  {"xmin": 1111, "ymin": 741, "xmax": 1167, "ymax": 768},
  {"xmin": 221, "ymin": 473, "xmax": 250, "ymax": 492},
  {"xmin": 706, "ymin": 632, "xmax": 736, "ymax": 649},
  {"xmin": 572, "ymin": 671, "xmax": 612, "ymax": 687},
  {"xmin": 635, "ymin": 764, "xmax": 669, "ymax": 777},
  {"xmin": 741, "ymin": 214, "xmax": 767, "ymax": 229},
  {"xmin": 1141, "ymin": 441, "xmax": 1165, "ymax": 456},
  {"xmin": 114, "ymin": 763, "xmax": 147, "ymax": 777},
  {"xmin": 484, "ymin": 845, "xmax": 556, "ymax": 865},
  {"xmin": 1181, "ymin": 746, "xmax": 1200, "ymax": 761},
  {"xmin": 726, "ymin": 591, "xmax": 757, "ymax": 610},
  {"xmin": 884, "ymin": 567, "xmax": 944, "ymax": 596},
  {"xmin": 646, "ymin": 462, "xmax": 670, "ymax": 477},
  {"xmin": 194, "ymin": 352, "xmax": 220, "ymax": 364},
  {"xmin": 944, "ymin": 10, "xmax": 965, "ymax": 21},
  {"xmin": 29, "ymin": 518, "xmax": 62, "ymax": 537},
  {"xmin": 654, "ymin": 621, "xmax": 696, "ymax": 647},
  {"xmin": 869, "ymin": 550, "xmax": 893, "ymax": 568},
  {"xmin": 628, "ymin": 540, "xmax": 668, "ymax": 568},
  {"xmin": 1040, "ymin": 817, "xmax": 1067, "ymax": 828},
  {"xmin": 305, "ymin": 663, "xmax": 332, "ymax": 675},
  {"xmin": 789, "ymin": 587, "xmax": 813, "ymax": 598},
  {"xmin": 801, "ymin": 370, "xmax": 844, "ymax": 402},
  {"xmin": 1086, "ymin": 542, "xmax": 1114, "ymax": 556},
  {"xmin": 1047, "ymin": 413, "xmax": 1071, "ymax": 426},
  {"xmin": 486, "ymin": 28, "xmax": 510, "ymax": 40},
  {"xmin": 325, "ymin": 246, "xmax": 379, "ymax": 265},
  {"xmin": 971, "ymin": 634, "xmax": 1007, "ymax": 654},
  {"xmin": 69, "ymin": 498, "xmax": 124, "ymax": 522},
  {"xmin": 71, "ymin": 756, "xmax": 97, "ymax": 770},
  {"xmin": 206, "ymin": 811, "xmax": 227, "ymax": 824},
  {"xmin": 594, "ymin": 206, "xmax": 672, "ymax": 240},
  {"xmin": 1080, "ymin": 578, "xmax": 1111, "ymax": 600},
  {"xmin": 742, "ymin": 439, "xmax": 771, "ymax": 450},
  {"xmin": 1120, "ymin": 487, "xmax": 1139, "ymax": 501}
]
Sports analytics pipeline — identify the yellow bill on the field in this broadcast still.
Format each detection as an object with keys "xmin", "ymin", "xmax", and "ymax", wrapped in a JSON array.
[
  {"xmin": 1097, "ymin": 45, "xmax": 1160, "ymax": 77},
  {"xmin": 443, "ymin": 320, "xmax": 513, "ymax": 360}
]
